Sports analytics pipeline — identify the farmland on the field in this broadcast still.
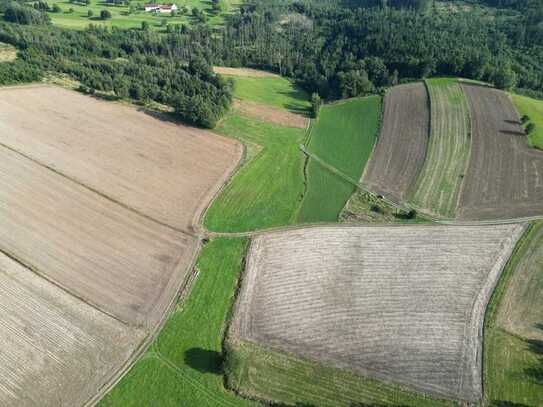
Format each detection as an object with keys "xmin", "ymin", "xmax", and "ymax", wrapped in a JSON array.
[
  {"xmin": 484, "ymin": 222, "xmax": 543, "ymax": 405},
  {"xmin": 512, "ymin": 93, "xmax": 543, "ymax": 150},
  {"xmin": 44, "ymin": 0, "xmax": 240, "ymax": 30},
  {"xmin": 0, "ymin": 85, "xmax": 242, "ymax": 233},
  {"xmin": 458, "ymin": 85, "xmax": 543, "ymax": 220},
  {"xmin": 0, "ymin": 252, "xmax": 145, "ymax": 407},
  {"xmin": 410, "ymin": 78, "xmax": 471, "ymax": 218},
  {"xmin": 230, "ymin": 224, "xmax": 525, "ymax": 402},
  {"xmin": 362, "ymin": 83, "xmax": 429, "ymax": 204},
  {"xmin": 297, "ymin": 96, "xmax": 381, "ymax": 223}
]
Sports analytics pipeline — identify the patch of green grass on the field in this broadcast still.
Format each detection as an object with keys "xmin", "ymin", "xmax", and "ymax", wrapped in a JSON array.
[
  {"xmin": 297, "ymin": 96, "xmax": 382, "ymax": 223},
  {"xmin": 229, "ymin": 76, "xmax": 311, "ymax": 115},
  {"xmin": 484, "ymin": 222, "xmax": 543, "ymax": 406},
  {"xmin": 45, "ymin": 0, "xmax": 239, "ymax": 30},
  {"xmin": 410, "ymin": 78, "xmax": 471, "ymax": 218},
  {"xmin": 511, "ymin": 93, "xmax": 543, "ymax": 150},
  {"xmin": 100, "ymin": 237, "xmax": 254, "ymax": 407},
  {"xmin": 204, "ymin": 113, "xmax": 305, "ymax": 232},
  {"xmin": 225, "ymin": 340, "xmax": 452, "ymax": 407}
]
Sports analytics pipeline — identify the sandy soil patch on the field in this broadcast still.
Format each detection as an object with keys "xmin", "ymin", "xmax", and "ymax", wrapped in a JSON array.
[
  {"xmin": 233, "ymin": 99, "xmax": 308, "ymax": 128},
  {"xmin": 0, "ymin": 85, "xmax": 243, "ymax": 233},
  {"xmin": 213, "ymin": 66, "xmax": 279, "ymax": 78},
  {"xmin": 231, "ymin": 224, "xmax": 525, "ymax": 402},
  {"xmin": 0, "ymin": 252, "xmax": 145, "ymax": 407},
  {"xmin": 458, "ymin": 85, "xmax": 543, "ymax": 219},
  {"xmin": 0, "ymin": 43, "xmax": 16, "ymax": 62},
  {"xmin": 362, "ymin": 83, "xmax": 429, "ymax": 203},
  {"xmin": 0, "ymin": 146, "xmax": 197, "ymax": 328}
]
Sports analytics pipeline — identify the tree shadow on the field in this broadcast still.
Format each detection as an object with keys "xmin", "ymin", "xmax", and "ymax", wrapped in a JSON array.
[
  {"xmin": 523, "ymin": 323, "xmax": 543, "ymax": 384},
  {"xmin": 184, "ymin": 348, "xmax": 223, "ymax": 374},
  {"xmin": 504, "ymin": 119, "xmax": 521, "ymax": 125},
  {"xmin": 499, "ymin": 129, "xmax": 526, "ymax": 137},
  {"xmin": 489, "ymin": 401, "xmax": 530, "ymax": 407}
]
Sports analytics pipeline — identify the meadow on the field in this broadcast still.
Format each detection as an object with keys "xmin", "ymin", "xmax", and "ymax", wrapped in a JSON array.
[
  {"xmin": 297, "ymin": 96, "xmax": 381, "ymax": 223},
  {"xmin": 512, "ymin": 93, "xmax": 543, "ymax": 150},
  {"xmin": 44, "ymin": 0, "xmax": 239, "ymax": 30},
  {"xmin": 100, "ymin": 237, "xmax": 254, "ymax": 406}
]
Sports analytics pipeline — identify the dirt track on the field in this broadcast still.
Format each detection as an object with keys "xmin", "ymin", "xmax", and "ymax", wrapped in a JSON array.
[
  {"xmin": 0, "ymin": 252, "xmax": 145, "ymax": 407},
  {"xmin": 459, "ymin": 85, "xmax": 543, "ymax": 219},
  {"xmin": 0, "ymin": 85, "xmax": 242, "ymax": 233},
  {"xmin": 362, "ymin": 83, "xmax": 429, "ymax": 203},
  {"xmin": 231, "ymin": 224, "xmax": 525, "ymax": 402}
]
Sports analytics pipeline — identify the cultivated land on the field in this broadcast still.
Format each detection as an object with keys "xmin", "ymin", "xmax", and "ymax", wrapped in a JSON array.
[
  {"xmin": 45, "ymin": 0, "xmax": 240, "ymax": 30},
  {"xmin": 0, "ymin": 85, "xmax": 242, "ymax": 233},
  {"xmin": 297, "ymin": 96, "xmax": 381, "ymax": 223},
  {"xmin": 101, "ymin": 238, "xmax": 255, "ymax": 407},
  {"xmin": 231, "ymin": 224, "xmax": 525, "ymax": 402},
  {"xmin": 0, "ymin": 145, "xmax": 197, "ymax": 328},
  {"xmin": 233, "ymin": 99, "xmax": 308, "ymax": 129},
  {"xmin": 362, "ymin": 83, "xmax": 429, "ymax": 203},
  {"xmin": 484, "ymin": 222, "xmax": 543, "ymax": 406},
  {"xmin": 512, "ymin": 93, "xmax": 543, "ymax": 150},
  {"xmin": 213, "ymin": 66, "xmax": 279, "ymax": 78},
  {"xmin": 459, "ymin": 85, "xmax": 543, "ymax": 220},
  {"xmin": 410, "ymin": 78, "xmax": 471, "ymax": 218},
  {"xmin": 0, "ymin": 252, "xmax": 145, "ymax": 407}
]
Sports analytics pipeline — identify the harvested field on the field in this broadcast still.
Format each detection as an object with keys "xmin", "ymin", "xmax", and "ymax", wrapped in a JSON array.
[
  {"xmin": 214, "ymin": 66, "xmax": 279, "ymax": 78},
  {"xmin": 362, "ymin": 83, "xmax": 429, "ymax": 203},
  {"xmin": 231, "ymin": 224, "xmax": 525, "ymax": 402},
  {"xmin": 0, "ymin": 252, "xmax": 144, "ymax": 407},
  {"xmin": 459, "ymin": 85, "xmax": 543, "ymax": 219},
  {"xmin": 0, "ymin": 146, "xmax": 197, "ymax": 328},
  {"xmin": 233, "ymin": 99, "xmax": 308, "ymax": 129},
  {"xmin": 411, "ymin": 79, "xmax": 471, "ymax": 217},
  {"xmin": 0, "ymin": 85, "xmax": 243, "ymax": 233}
]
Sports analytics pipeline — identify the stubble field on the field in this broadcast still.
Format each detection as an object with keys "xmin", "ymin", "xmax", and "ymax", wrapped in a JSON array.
[
  {"xmin": 362, "ymin": 83, "xmax": 429, "ymax": 203},
  {"xmin": 458, "ymin": 85, "xmax": 543, "ymax": 220},
  {"xmin": 231, "ymin": 224, "xmax": 526, "ymax": 402}
]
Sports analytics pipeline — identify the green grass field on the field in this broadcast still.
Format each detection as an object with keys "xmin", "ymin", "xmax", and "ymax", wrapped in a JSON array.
[
  {"xmin": 511, "ymin": 93, "xmax": 543, "ymax": 150},
  {"xmin": 225, "ymin": 340, "xmax": 452, "ymax": 407},
  {"xmin": 204, "ymin": 113, "xmax": 306, "ymax": 232},
  {"xmin": 44, "ymin": 0, "xmax": 239, "ymax": 30},
  {"xmin": 484, "ymin": 222, "xmax": 543, "ymax": 406},
  {"xmin": 100, "ymin": 237, "xmax": 254, "ymax": 406},
  {"xmin": 410, "ymin": 78, "xmax": 471, "ymax": 218},
  {"xmin": 229, "ymin": 76, "xmax": 311, "ymax": 115},
  {"xmin": 297, "ymin": 96, "xmax": 381, "ymax": 223}
]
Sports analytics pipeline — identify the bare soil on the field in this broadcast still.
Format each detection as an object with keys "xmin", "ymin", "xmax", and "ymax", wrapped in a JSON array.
[
  {"xmin": 0, "ymin": 42, "xmax": 16, "ymax": 62},
  {"xmin": 362, "ymin": 83, "xmax": 429, "ymax": 203},
  {"xmin": 458, "ymin": 85, "xmax": 543, "ymax": 219},
  {"xmin": 0, "ymin": 252, "xmax": 145, "ymax": 407},
  {"xmin": 213, "ymin": 66, "xmax": 279, "ymax": 78},
  {"xmin": 0, "ymin": 85, "xmax": 243, "ymax": 233},
  {"xmin": 231, "ymin": 224, "xmax": 525, "ymax": 402},
  {"xmin": 0, "ymin": 146, "xmax": 197, "ymax": 328},
  {"xmin": 233, "ymin": 99, "xmax": 308, "ymax": 129}
]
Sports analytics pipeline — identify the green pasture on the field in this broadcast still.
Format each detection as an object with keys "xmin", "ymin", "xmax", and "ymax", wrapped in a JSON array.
[
  {"xmin": 297, "ymin": 96, "xmax": 381, "ymax": 223},
  {"xmin": 101, "ymin": 237, "xmax": 253, "ymax": 406},
  {"xmin": 511, "ymin": 93, "xmax": 543, "ymax": 150}
]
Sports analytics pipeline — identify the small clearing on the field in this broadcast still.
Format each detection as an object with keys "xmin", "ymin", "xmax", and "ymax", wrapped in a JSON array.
[
  {"xmin": 231, "ymin": 224, "xmax": 525, "ymax": 402},
  {"xmin": 0, "ymin": 42, "xmax": 16, "ymax": 62}
]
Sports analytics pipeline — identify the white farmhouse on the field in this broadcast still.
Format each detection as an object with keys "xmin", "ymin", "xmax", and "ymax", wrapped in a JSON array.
[{"xmin": 144, "ymin": 3, "xmax": 178, "ymax": 13}]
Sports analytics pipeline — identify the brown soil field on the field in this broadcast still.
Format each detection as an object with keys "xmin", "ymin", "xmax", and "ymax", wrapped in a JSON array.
[
  {"xmin": 233, "ymin": 99, "xmax": 308, "ymax": 129},
  {"xmin": 0, "ymin": 42, "xmax": 16, "ymax": 62},
  {"xmin": 0, "ymin": 85, "xmax": 243, "ymax": 233},
  {"xmin": 0, "ymin": 146, "xmax": 197, "ymax": 328},
  {"xmin": 362, "ymin": 83, "xmax": 429, "ymax": 203},
  {"xmin": 458, "ymin": 85, "xmax": 543, "ymax": 219},
  {"xmin": 213, "ymin": 66, "xmax": 279, "ymax": 78},
  {"xmin": 497, "ymin": 223, "xmax": 543, "ymax": 340},
  {"xmin": 231, "ymin": 224, "xmax": 525, "ymax": 402},
  {"xmin": 0, "ymin": 252, "xmax": 145, "ymax": 407}
]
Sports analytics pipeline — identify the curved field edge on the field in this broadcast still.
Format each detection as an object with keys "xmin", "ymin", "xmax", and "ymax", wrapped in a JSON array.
[
  {"xmin": 224, "ymin": 339, "xmax": 453, "ymax": 407},
  {"xmin": 409, "ymin": 78, "xmax": 471, "ymax": 218},
  {"xmin": 99, "ymin": 237, "xmax": 256, "ymax": 406},
  {"xmin": 296, "ymin": 96, "xmax": 382, "ymax": 223},
  {"xmin": 483, "ymin": 221, "xmax": 543, "ymax": 406}
]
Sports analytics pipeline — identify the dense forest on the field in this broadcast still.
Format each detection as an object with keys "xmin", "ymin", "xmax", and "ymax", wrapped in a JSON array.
[{"xmin": 0, "ymin": 0, "xmax": 542, "ymax": 125}]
